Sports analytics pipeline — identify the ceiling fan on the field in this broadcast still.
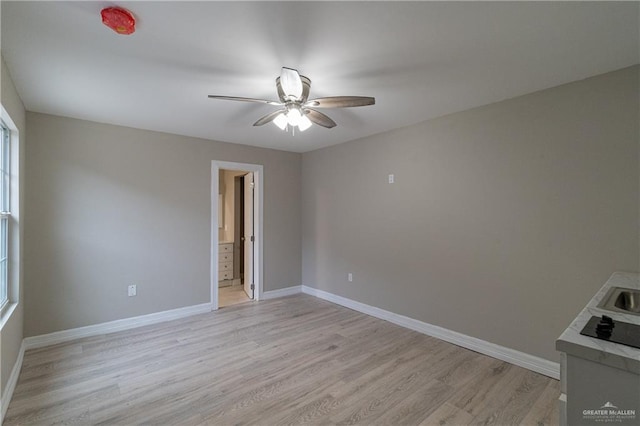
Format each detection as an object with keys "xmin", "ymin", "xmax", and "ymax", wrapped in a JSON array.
[{"xmin": 208, "ymin": 67, "xmax": 375, "ymax": 132}]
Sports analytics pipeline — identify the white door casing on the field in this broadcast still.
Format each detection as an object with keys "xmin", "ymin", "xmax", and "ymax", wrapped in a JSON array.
[
  {"xmin": 243, "ymin": 172, "xmax": 254, "ymax": 299},
  {"xmin": 211, "ymin": 161, "xmax": 263, "ymax": 310}
]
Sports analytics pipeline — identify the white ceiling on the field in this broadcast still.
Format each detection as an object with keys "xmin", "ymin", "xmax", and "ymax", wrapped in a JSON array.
[{"xmin": 1, "ymin": 1, "xmax": 638, "ymax": 153}]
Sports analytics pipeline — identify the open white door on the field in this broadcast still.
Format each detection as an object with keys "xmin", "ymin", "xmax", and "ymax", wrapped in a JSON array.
[{"xmin": 243, "ymin": 172, "xmax": 254, "ymax": 299}]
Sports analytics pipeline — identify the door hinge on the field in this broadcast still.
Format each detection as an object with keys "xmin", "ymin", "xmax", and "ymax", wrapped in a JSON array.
[
  {"xmin": 251, "ymin": 284, "xmax": 255, "ymax": 290},
  {"xmin": 250, "ymin": 235, "xmax": 255, "ymax": 242}
]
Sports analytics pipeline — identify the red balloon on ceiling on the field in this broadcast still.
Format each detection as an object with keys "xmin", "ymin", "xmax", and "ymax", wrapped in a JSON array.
[{"xmin": 101, "ymin": 7, "xmax": 135, "ymax": 35}]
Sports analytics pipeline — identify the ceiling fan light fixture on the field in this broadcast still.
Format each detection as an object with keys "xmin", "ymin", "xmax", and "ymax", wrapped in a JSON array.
[
  {"xmin": 273, "ymin": 113, "xmax": 288, "ymax": 130},
  {"xmin": 286, "ymin": 108, "xmax": 303, "ymax": 126},
  {"xmin": 298, "ymin": 114, "xmax": 312, "ymax": 131}
]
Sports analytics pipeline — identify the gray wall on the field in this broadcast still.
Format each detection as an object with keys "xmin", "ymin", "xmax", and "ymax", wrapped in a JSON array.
[
  {"xmin": 25, "ymin": 113, "xmax": 301, "ymax": 337},
  {"xmin": 0, "ymin": 57, "xmax": 26, "ymax": 397},
  {"xmin": 302, "ymin": 66, "xmax": 639, "ymax": 362}
]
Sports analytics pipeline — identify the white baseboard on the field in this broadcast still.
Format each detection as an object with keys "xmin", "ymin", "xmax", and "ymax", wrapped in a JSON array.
[
  {"xmin": 262, "ymin": 285, "xmax": 301, "ymax": 300},
  {"xmin": 23, "ymin": 302, "xmax": 213, "ymax": 350},
  {"xmin": 1, "ymin": 341, "xmax": 25, "ymax": 423},
  {"xmin": 301, "ymin": 285, "xmax": 559, "ymax": 380}
]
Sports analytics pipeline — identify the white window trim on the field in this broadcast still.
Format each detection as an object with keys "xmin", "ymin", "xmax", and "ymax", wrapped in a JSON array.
[
  {"xmin": 0, "ymin": 214, "xmax": 8, "ymax": 315},
  {"xmin": 0, "ymin": 104, "xmax": 18, "ymax": 326}
]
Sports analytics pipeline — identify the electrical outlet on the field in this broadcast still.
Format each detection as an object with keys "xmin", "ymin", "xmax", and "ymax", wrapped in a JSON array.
[
  {"xmin": 388, "ymin": 174, "xmax": 395, "ymax": 184},
  {"xmin": 348, "ymin": 273, "xmax": 353, "ymax": 282},
  {"xmin": 128, "ymin": 284, "xmax": 137, "ymax": 297}
]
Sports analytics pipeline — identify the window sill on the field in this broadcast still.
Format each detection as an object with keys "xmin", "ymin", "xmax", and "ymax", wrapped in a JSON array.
[{"xmin": 0, "ymin": 301, "xmax": 18, "ymax": 331}]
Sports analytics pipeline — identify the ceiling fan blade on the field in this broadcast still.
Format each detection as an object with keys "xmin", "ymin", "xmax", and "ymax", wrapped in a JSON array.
[
  {"xmin": 305, "ymin": 96, "xmax": 375, "ymax": 108},
  {"xmin": 276, "ymin": 75, "xmax": 311, "ymax": 103},
  {"xmin": 208, "ymin": 95, "xmax": 282, "ymax": 106},
  {"xmin": 253, "ymin": 109, "xmax": 286, "ymax": 126},
  {"xmin": 300, "ymin": 76, "xmax": 311, "ymax": 103},
  {"xmin": 276, "ymin": 78, "xmax": 287, "ymax": 103},
  {"xmin": 280, "ymin": 67, "xmax": 303, "ymax": 100},
  {"xmin": 305, "ymin": 109, "xmax": 337, "ymax": 129}
]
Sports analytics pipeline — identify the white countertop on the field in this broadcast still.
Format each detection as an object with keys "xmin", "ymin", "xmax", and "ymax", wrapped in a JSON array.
[{"xmin": 556, "ymin": 271, "xmax": 640, "ymax": 374}]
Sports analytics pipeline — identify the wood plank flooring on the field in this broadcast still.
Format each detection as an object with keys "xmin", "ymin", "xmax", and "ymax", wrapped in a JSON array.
[{"xmin": 4, "ymin": 294, "xmax": 559, "ymax": 425}]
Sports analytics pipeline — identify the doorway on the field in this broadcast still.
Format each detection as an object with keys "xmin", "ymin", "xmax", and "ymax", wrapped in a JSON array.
[
  {"xmin": 211, "ymin": 161, "xmax": 263, "ymax": 310},
  {"xmin": 218, "ymin": 170, "xmax": 253, "ymax": 307}
]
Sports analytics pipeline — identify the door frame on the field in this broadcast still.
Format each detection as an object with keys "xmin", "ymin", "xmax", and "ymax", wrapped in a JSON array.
[{"xmin": 211, "ymin": 161, "xmax": 264, "ymax": 310}]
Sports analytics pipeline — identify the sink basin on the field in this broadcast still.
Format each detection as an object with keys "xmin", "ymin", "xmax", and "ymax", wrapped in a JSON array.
[{"xmin": 598, "ymin": 287, "xmax": 640, "ymax": 315}]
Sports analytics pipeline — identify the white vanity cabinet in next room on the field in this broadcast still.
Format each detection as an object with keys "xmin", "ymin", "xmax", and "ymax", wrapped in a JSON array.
[{"xmin": 218, "ymin": 242, "xmax": 234, "ymax": 282}]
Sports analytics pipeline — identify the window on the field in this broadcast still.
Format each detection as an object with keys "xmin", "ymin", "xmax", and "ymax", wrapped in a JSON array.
[{"xmin": 0, "ymin": 121, "xmax": 9, "ymax": 311}]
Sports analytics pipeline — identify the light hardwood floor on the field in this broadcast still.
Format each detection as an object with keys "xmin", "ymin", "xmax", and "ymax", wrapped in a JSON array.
[{"xmin": 5, "ymin": 295, "xmax": 559, "ymax": 425}]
